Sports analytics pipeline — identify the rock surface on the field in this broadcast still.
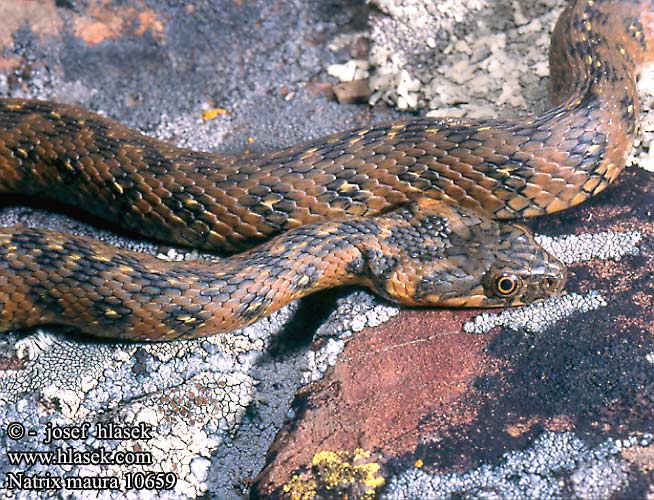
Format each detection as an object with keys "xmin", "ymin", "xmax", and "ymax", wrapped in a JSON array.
[{"xmin": 0, "ymin": 1, "xmax": 651, "ymax": 499}]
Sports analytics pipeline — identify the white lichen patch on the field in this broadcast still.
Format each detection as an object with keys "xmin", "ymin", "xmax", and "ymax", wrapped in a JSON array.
[
  {"xmin": 301, "ymin": 291, "xmax": 400, "ymax": 382},
  {"xmin": 368, "ymin": 0, "xmax": 566, "ymax": 113},
  {"xmin": 302, "ymin": 338, "xmax": 346, "ymax": 384},
  {"xmin": 327, "ymin": 59, "xmax": 370, "ymax": 82},
  {"xmin": 316, "ymin": 291, "xmax": 400, "ymax": 338},
  {"xmin": 0, "ymin": 331, "xmax": 118, "ymax": 407},
  {"xmin": 97, "ymin": 371, "xmax": 254, "ymax": 498},
  {"xmin": 383, "ymin": 431, "xmax": 650, "ymax": 500},
  {"xmin": 535, "ymin": 231, "xmax": 643, "ymax": 265},
  {"xmin": 464, "ymin": 292, "xmax": 607, "ymax": 335}
]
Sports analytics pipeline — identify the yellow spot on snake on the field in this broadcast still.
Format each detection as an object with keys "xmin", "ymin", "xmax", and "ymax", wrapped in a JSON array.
[
  {"xmin": 587, "ymin": 144, "xmax": 602, "ymax": 155},
  {"xmin": 584, "ymin": 22, "xmax": 592, "ymax": 31},
  {"xmin": 415, "ymin": 459, "xmax": 424, "ymax": 468},
  {"xmin": 316, "ymin": 227, "xmax": 338, "ymax": 236},
  {"xmin": 184, "ymin": 199, "xmax": 200, "ymax": 208},
  {"xmin": 170, "ymin": 215, "xmax": 186, "ymax": 226},
  {"xmin": 498, "ymin": 166, "xmax": 518, "ymax": 175},
  {"xmin": 68, "ymin": 254, "xmax": 82, "ymax": 261},
  {"xmin": 297, "ymin": 276, "xmax": 310, "ymax": 287},
  {"xmin": 48, "ymin": 243, "xmax": 64, "ymax": 251},
  {"xmin": 112, "ymin": 182, "xmax": 124, "ymax": 194},
  {"xmin": 337, "ymin": 181, "xmax": 357, "ymax": 193},
  {"xmin": 262, "ymin": 198, "xmax": 278, "ymax": 210},
  {"xmin": 300, "ymin": 147, "xmax": 318, "ymax": 159},
  {"xmin": 177, "ymin": 316, "xmax": 197, "ymax": 323},
  {"xmin": 105, "ymin": 309, "xmax": 119, "ymax": 318},
  {"xmin": 119, "ymin": 265, "xmax": 133, "ymax": 273},
  {"xmin": 93, "ymin": 255, "xmax": 111, "ymax": 263},
  {"xmin": 16, "ymin": 148, "xmax": 28, "ymax": 158},
  {"xmin": 587, "ymin": 55, "xmax": 593, "ymax": 65},
  {"xmin": 628, "ymin": 104, "xmax": 634, "ymax": 113},
  {"xmin": 50, "ymin": 111, "xmax": 62, "ymax": 120},
  {"xmin": 6, "ymin": 103, "xmax": 23, "ymax": 110}
]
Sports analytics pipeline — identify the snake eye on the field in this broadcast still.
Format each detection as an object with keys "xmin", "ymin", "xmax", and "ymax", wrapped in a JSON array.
[{"xmin": 493, "ymin": 273, "xmax": 520, "ymax": 297}]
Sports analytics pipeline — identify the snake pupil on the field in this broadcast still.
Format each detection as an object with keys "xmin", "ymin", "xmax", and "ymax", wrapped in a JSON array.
[{"xmin": 496, "ymin": 275, "xmax": 518, "ymax": 296}]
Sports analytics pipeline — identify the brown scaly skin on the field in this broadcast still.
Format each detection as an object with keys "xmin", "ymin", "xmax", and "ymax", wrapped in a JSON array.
[
  {"xmin": 0, "ymin": 0, "xmax": 651, "ymax": 253},
  {"xmin": 0, "ymin": 200, "xmax": 564, "ymax": 341},
  {"xmin": 0, "ymin": 0, "xmax": 649, "ymax": 339}
]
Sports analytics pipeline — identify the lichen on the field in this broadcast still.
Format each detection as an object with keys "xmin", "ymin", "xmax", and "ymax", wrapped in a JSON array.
[
  {"xmin": 535, "ymin": 231, "xmax": 642, "ymax": 265},
  {"xmin": 382, "ymin": 431, "xmax": 652, "ymax": 499},
  {"xmin": 283, "ymin": 448, "xmax": 385, "ymax": 500},
  {"xmin": 464, "ymin": 291, "xmax": 607, "ymax": 335}
]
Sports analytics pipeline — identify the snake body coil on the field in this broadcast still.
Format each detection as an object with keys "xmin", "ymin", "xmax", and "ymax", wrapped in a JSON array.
[{"xmin": 0, "ymin": 0, "xmax": 650, "ymax": 339}]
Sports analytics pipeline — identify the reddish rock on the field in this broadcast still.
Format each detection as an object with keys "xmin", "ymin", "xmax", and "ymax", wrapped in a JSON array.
[{"xmin": 254, "ymin": 168, "xmax": 654, "ymax": 498}]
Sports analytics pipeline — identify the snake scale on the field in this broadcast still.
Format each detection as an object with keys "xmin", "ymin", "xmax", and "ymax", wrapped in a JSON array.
[{"xmin": 0, "ymin": 0, "xmax": 649, "ymax": 340}]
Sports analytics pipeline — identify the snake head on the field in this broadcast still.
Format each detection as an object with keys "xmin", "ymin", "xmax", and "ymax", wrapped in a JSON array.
[
  {"xmin": 476, "ymin": 227, "xmax": 568, "ymax": 307},
  {"xmin": 362, "ymin": 199, "xmax": 567, "ymax": 308}
]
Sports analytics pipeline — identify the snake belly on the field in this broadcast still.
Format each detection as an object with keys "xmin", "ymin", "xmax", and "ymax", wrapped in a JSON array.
[{"xmin": 0, "ymin": 0, "xmax": 650, "ymax": 339}]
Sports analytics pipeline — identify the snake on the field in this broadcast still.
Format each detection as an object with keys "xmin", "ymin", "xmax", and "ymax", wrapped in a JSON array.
[{"xmin": 0, "ymin": 0, "xmax": 648, "ymax": 340}]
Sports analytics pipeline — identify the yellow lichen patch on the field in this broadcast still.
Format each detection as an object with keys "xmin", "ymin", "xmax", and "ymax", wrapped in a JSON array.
[
  {"xmin": 201, "ymin": 108, "xmax": 229, "ymax": 121},
  {"xmin": 282, "ymin": 448, "xmax": 385, "ymax": 500}
]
